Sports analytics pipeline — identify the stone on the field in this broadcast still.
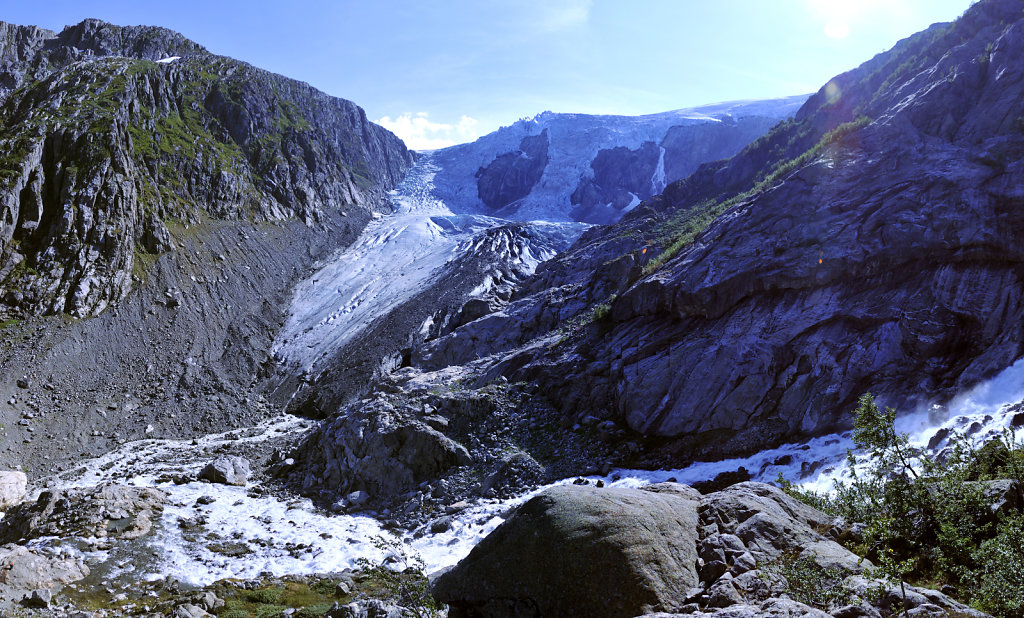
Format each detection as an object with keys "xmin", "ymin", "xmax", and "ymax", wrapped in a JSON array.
[
  {"xmin": 434, "ymin": 482, "xmax": 701, "ymax": 617},
  {"xmin": 480, "ymin": 451, "xmax": 545, "ymax": 498},
  {"xmin": 290, "ymin": 397, "xmax": 472, "ymax": 503},
  {"xmin": 326, "ymin": 600, "xmax": 405, "ymax": 618},
  {"xmin": 199, "ymin": 456, "xmax": 251, "ymax": 486},
  {"xmin": 346, "ymin": 490, "xmax": 369, "ymax": 506},
  {"xmin": 0, "ymin": 544, "xmax": 89, "ymax": 591},
  {"xmin": 0, "ymin": 471, "xmax": 27, "ymax": 510},
  {"xmin": 197, "ymin": 591, "xmax": 224, "ymax": 611},
  {"xmin": 172, "ymin": 604, "xmax": 211, "ymax": 618},
  {"xmin": 976, "ymin": 479, "xmax": 1023, "ymax": 517}
]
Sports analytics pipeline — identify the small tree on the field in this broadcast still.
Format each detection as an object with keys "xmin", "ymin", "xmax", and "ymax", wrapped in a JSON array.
[{"xmin": 356, "ymin": 534, "xmax": 443, "ymax": 618}]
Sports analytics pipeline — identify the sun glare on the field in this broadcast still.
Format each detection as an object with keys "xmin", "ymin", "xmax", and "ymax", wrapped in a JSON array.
[{"xmin": 824, "ymin": 19, "xmax": 852, "ymax": 39}]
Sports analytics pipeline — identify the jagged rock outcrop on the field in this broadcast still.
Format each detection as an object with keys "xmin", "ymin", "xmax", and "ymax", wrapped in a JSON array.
[
  {"xmin": 435, "ymin": 482, "xmax": 986, "ymax": 618},
  {"xmin": 0, "ymin": 19, "xmax": 412, "ymax": 318},
  {"xmin": 419, "ymin": 0, "xmax": 1024, "ymax": 461},
  {"xmin": 0, "ymin": 484, "xmax": 167, "ymax": 544},
  {"xmin": 570, "ymin": 140, "xmax": 662, "ymax": 219},
  {"xmin": 286, "ymin": 371, "xmax": 610, "ymax": 515},
  {"xmin": 475, "ymin": 129, "xmax": 549, "ymax": 212},
  {"xmin": 430, "ymin": 99, "xmax": 804, "ymax": 224}
]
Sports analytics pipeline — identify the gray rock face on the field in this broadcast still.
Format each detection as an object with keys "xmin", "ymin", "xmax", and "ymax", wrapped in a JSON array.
[
  {"xmin": 476, "ymin": 130, "xmax": 549, "ymax": 212},
  {"xmin": 434, "ymin": 483, "xmax": 702, "ymax": 618},
  {"xmin": 0, "ymin": 470, "xmax": 26, "ymax": 510},
  {"xmin": 0, "ymin": 18, "xmax": 412, "ymax": 318},
  {"xmin": 199, "ymin": 456, "xmax": 251, "ymax": 486},
  {"xmin": 570, "ymin": 140, "xmax": 661, "ymax": 221}
]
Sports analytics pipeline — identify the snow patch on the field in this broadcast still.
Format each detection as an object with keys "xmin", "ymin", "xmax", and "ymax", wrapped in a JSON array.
[{"xmin": 155, "ymin": 56, "xmax": 181, "ymax": 64}]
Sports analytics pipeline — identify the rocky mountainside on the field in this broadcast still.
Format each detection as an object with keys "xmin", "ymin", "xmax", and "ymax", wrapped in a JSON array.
[
  {"xmin": 410, "ymin": 0, "xmax": 1024, "ymax": 465},
  {"xmin": 0, "ymin": 19, "xmax": 411, "ymax": 319},
  {"xmin": 0, "ymin": 19, "xmax": 412, "ymax": 474},
  {"xmin": 429, "ymin": 97, "xmax": 806, "ymax": 224}
]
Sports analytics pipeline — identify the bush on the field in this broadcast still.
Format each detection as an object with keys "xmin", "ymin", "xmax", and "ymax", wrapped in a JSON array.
[
  {"xmin": 779, "ymin": 393, "xmax": 1024, "ymax": 616},
  {"xmin": 247, "ymin": 587, "xmax": 283, "ymax": 605},
  {"xmin": 356, "ymin": 534, "xmax": 444, "ymax": 618},
  {"xmin": 763, "ymin": 553, "xmax": 852, "ymax": 610}
]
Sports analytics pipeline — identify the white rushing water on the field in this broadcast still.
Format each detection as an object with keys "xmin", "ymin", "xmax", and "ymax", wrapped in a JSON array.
[{"xmin": 36, "ymin": 358, "xmax": 1021, "ymax": 588}]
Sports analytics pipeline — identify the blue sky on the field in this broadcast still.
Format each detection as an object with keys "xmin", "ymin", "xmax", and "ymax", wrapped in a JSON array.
[{"xmin": 4, "ymin": 1, "xmax": 972, "ymax": 149}]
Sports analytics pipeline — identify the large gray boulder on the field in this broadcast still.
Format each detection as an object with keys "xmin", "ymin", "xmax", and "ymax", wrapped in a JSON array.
[
  {"xmin": 291, "ymin": 397, "xmax": 472, "ymax": 503},
  {"xmin": 0, "ymin": 471, "xmax": 27, "ymax": 510},
  {"xmin": 434, "ymin": 482, "xmax": 701, "ymax": 618},
  {"xmin": 0, "ymin": 544, "xmax": 89, "ymax": 593},
  {"xmin": 199, "ymin": 456, "xmax": 251, "ymax": 486}
]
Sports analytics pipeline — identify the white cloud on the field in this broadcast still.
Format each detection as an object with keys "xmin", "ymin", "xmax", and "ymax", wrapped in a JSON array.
[
  {"xmin": 538, "ymin": 0, "xmax": 592, "ymax": 32},
  {"xmin": 377, "ymin": 112, "xmax": 481, "ymax": 151}
]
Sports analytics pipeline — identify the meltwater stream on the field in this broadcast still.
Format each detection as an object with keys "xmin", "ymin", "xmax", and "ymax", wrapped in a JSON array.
[{"xmin": 36, "ymin": 359, "xmax": 1024, "ymax": 589}]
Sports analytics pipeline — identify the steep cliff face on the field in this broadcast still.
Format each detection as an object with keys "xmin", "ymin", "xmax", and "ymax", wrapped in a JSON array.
[
  {"xmin": 430, "ymin": 98, "xmax": 805, "ymax": 224},
  {"xmin": 475, "ymin": 129, "xmax": 549, "ymax": 212},
  {"xmin": 420, "ymin": 0, "xmax": 1024, "ymax": 460},
  {"xmin": 0, "ymin": 19, "xmax": 412, "ymax": 318}
]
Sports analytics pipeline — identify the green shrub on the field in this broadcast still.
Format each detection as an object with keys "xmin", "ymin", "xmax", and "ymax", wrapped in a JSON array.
[
  {"xmin": 763, "ymin": 553, "xmax": 853, "ymax": 610},
  {"xmin": 247, "ymin": 587, "xmax": 283, "ymax": 605},
  {"xmin": 972, "ymin": 515, "xmax": 1024, "ymax": 616},
  {"xmin": 356, "ymin": 534, "xmax": 444, "ymax": 618},
  {"xmin": 779, "ymin": 393, "xmax": 1024, "ymax": 616}
]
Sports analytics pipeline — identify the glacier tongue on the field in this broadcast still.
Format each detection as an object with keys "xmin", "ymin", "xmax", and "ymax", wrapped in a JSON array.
[{"xmin": 271, "ymin": 155, "xmax": 559, "ymax": 382}]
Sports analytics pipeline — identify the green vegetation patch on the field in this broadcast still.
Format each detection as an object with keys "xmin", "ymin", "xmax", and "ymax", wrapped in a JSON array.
[
  {"xmin": 643, "ymin": 116, "xmax": 870, "ymax": 276},
  {"xmin": 780, "ymin": 393, "xmax": 1024, "ymax": 617}
]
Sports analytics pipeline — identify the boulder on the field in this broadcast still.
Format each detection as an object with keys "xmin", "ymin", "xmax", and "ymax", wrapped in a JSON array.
[
  {"xmin": 480, "ymin": 451, "xmax": 545, "ymax": 498},
  {"xmin": 199, "ymin": 456, "xmax": 251, "ymax": 486},
  {"xmin": 326, "ymin": 599, "xmax": 405, "ymax": 618},
  {"xmin": 291, "ymin": 398, "xmax": 472, "ymax": 502},
  {"xmin": 0, "ymin": 471, "xmax": 27, "ymax": 510},
  {"xmin": 977, "ymin": 479, "xmax": 1023, "ymax": 517},
  {"xmin": 0, "ymin": 544, "xmax": 89, "ymax": 592},
  {"xmin": 434, "ymin": 482, "xmax": 701, "ymax": 618},
  {"xmin": 698, "ymin": 483, "xmax": 845, "ymax": 565}
]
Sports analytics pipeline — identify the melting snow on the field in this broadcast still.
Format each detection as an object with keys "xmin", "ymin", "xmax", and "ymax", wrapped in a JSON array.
[{"xmin": 156, "ymin": 56, "xmax": 181, "ymax": 64}]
